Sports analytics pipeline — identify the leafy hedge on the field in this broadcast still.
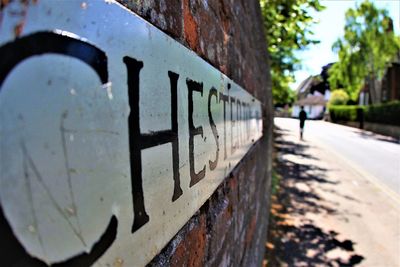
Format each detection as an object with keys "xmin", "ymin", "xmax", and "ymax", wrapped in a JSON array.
[
  {"xmin": 329, "ymin": 105, "xmax": 364, "ymax": 122},
  {"xmin": 329, "ymin": 101, "xmax": 400, "ymax": 126},
  {"xmin": 365, "ymin": 101, "xmax": 400, "ymax": 126}
]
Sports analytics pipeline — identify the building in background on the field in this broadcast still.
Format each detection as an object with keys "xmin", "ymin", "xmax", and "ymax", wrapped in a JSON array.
[
  {"xmin": 359, "ymin": 52, "xmax": 400, "ymax": 105},
  {"xmin": 381, "ymin": 52, "xmax": 400, "ymax": 103},
  {"xmin": 292, "ymin": 64, "xmax": 332, "ymax": 119}
]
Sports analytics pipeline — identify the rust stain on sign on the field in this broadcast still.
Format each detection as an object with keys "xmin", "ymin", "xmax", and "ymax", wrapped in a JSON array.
[{"xmin": 0, "ymin": 0, "xmax": 38, "ymax": 37}]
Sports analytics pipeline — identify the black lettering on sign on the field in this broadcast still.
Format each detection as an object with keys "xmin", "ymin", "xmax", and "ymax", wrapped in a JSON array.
[
  {"xmin": 236, "ymin": 99, "xmax": 241, "ymax": 148},
  {"xmin": 240, "ymin": 102, "xmax": 246, "ymax": 144},
  {"xmin": 241, "ymin": 102, "xmax": 246, "ymax": 144},
  {"xmin": 244, "ymin": 103, "xmax": 250, "ymax": 140},
  {"xmin": 230, "ymin": 96, "xmax": 237, "ymax": 155},
  {"xmin": 219, "ymin": 92, "xmax": 229, "ymax": 160},
  {"xmin": 0, "ymin": 31, "xmax": 116, "ymax": 266},
  {"xmin": 187, "ymin": 79, "xmax": 206, "ymax": 187},
  {"xmin": 124, "ymin": 57, "xmax": 183, "ymax": 233},
  {"xmin": 0, "ymin": 31, "xmax": 108, "ymax": 87},
  {"xmin": 208, "ymin": 87, "xmax": 219, "ymax": 170}
]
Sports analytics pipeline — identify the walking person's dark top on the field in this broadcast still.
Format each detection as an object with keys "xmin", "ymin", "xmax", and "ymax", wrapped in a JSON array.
[{"xmin": 299, "ymin": 106, "xmax": 307, "ymax": 140}]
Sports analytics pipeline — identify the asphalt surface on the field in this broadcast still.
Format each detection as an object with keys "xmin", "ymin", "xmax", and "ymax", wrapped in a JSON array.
[
  {"xmin": 266, "ymin": 118, "xmax": 400, "ymax": 266},
  {"xmin": 275, "ymin": 118, "xmax": 400, "ymax": 197}
]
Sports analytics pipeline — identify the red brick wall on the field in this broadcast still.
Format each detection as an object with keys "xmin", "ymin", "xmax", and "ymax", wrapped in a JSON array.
[{"xmin": 117, "ymin": 0, "xmax": 273, "ymax": 265}]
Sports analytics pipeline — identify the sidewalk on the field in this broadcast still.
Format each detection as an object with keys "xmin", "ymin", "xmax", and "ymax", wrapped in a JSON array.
[{"xmin": 264, "ymin": 125, "xmax": 400, "ymax": 267}]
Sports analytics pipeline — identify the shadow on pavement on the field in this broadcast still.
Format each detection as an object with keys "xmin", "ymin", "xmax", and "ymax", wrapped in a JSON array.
[
  {"xmin": 351, "ymin": 129, "xmax": 399, "ymax": 144},
  {"xmin": 265, "ymin": 127, "xmax": 365, "ymax": 267}
]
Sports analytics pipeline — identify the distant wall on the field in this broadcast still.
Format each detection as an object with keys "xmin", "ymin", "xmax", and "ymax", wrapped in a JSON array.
[
  {"xmin": 363, "ymin": 122, "xmax": 400, "ymax": 140},
  {"xmin": 341, "ymin": 121, "xmax": 400, "ymax": 141},
  {"xmin": 117, "ymin": 0, "xmax": 273, "ymax": 265}
]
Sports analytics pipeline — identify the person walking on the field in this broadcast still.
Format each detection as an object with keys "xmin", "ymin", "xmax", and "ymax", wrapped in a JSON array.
[{"xmin": 299, "ymin": 106, "xmax": 307, "ymax": 140}]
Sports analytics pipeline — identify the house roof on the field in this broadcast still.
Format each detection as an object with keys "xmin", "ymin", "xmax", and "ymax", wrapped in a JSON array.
[
  {"xmin": 295, "ymin": 94, "xmax": 328, "ymax": 106},
  {"xmin": 296, "ymin": 76, "xmax": 314, "ymax": 94}
]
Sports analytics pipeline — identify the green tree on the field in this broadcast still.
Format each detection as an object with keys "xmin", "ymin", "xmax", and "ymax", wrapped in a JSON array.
[
  {"xmin": 328, "ymin": 1, "xmax": 400, "ymax": 103},
  {"xmin": 260, "ymin": 0, "xmax": 324, "ymax": 105},
  {"xmin": 329, "ymin": 89, "xmax": 349, "ymax": 105}
]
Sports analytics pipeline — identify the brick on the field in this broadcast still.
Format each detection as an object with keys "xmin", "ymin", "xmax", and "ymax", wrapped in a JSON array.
[{"xmin": 170, "ymin": 214, "xmax": 207, "ymax": 267}]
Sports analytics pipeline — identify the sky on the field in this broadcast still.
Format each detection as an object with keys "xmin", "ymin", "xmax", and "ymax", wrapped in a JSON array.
[{"xmin": 291, "ymin": 0, "xmax": 400, "ymax": 91}]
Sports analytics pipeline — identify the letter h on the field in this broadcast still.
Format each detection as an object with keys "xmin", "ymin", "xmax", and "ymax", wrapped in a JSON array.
[{"xmin": 124, "ymin": 56, "xmax": 183, "ymax": 233}]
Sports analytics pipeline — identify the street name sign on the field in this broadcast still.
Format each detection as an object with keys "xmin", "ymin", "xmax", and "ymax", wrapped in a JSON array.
[{"xmin": 0, "ymin": 0, "xmax": 263, "ymax": 266}]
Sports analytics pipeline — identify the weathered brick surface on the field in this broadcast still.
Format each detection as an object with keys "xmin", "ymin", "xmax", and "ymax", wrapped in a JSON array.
[
  {"xmin": 117, "ymin": 0, "xmax": 273, "ymax": 266},
  {"xmin": 170, "ymin": 214, "xmax": 207, "ymax": 267}
]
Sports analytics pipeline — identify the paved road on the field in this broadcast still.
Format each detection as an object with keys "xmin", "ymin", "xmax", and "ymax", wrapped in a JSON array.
[
  {"xmin": 267, "ymin": 118, "xmax": 400, "ymax": 266},
  {"xmin": 275, "ymin": 118, "xmax": 400, "ymax": 197}
]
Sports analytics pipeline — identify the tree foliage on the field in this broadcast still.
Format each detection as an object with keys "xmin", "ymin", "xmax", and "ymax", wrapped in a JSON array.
[
  {"xmin": 329, "ymin": 89, "xmax": 349, "ymax": 105},
  {"xmin": 260, "ymin": 0, "xmax": 324, "ymax": 105},
  {"xmin": 328, "ymin": 1, "xmax": 400, "ymax": 102}
]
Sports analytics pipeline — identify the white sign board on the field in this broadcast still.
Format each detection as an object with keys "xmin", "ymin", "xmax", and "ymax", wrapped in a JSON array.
[{"xmin": 0, "ymin": 1, "xmax": 263, "ymax": 266}]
